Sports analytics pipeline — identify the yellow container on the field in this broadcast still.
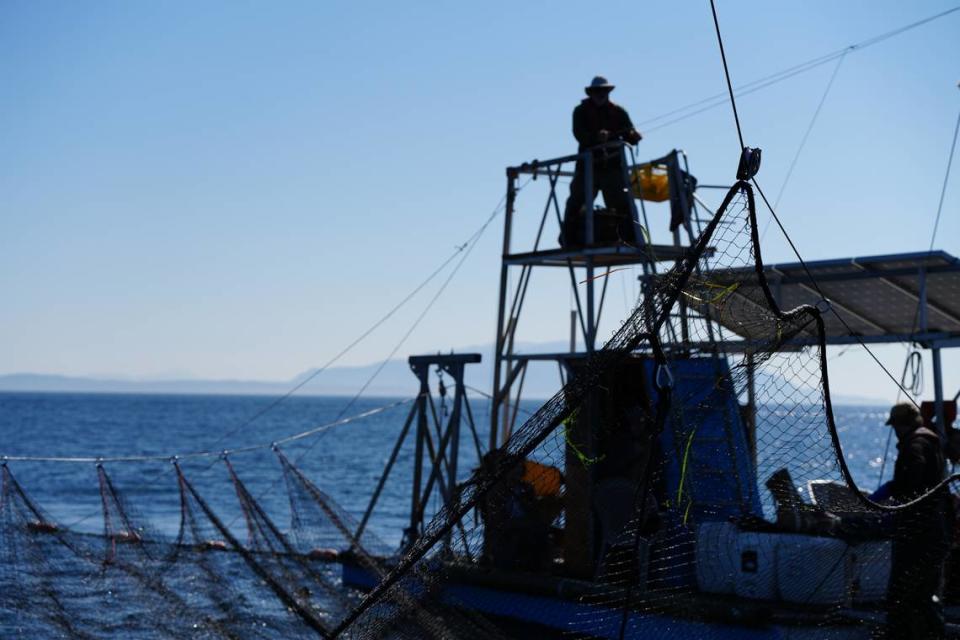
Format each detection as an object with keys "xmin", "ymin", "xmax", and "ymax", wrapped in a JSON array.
[{"xmin": 630, "ymin": 163, "xmax": 671, "ymax": 202}]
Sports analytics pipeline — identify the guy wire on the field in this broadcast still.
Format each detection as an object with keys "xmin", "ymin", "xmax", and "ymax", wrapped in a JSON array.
[{"xmin": 706, "ymin": 0, "xmax": 923, "ymax": 406}]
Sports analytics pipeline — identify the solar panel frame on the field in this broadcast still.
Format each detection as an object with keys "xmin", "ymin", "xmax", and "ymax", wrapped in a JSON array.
[{"xmin": 703, "ymin": 251, "xmax": 960, "ymax": 344}]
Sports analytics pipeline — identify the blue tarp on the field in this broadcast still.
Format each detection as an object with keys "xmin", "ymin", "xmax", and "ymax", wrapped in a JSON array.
[{"xmin": 648, "ymin": 357, "xmax": 762, "ymax": 522}]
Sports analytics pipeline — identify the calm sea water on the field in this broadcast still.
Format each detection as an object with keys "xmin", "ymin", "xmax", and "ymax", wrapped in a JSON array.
[{"xmin": 0, "ymin": 392, "xmax": 892, "ymax": 549}]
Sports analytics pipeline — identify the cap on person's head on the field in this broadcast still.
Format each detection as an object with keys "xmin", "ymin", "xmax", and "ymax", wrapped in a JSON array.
[
  {"xmin": 585, "ymin": 76, "xmax": 615, "ymax": 94},
  {"xmin": 885, "ymin": 402, "xmax": 922, "ymax": 428}
]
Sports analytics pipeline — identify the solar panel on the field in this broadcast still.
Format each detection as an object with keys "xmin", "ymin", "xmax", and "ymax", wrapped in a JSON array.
[{"xmin": 703, "ymin": 251, "xmax": 960, "ymax": 344}]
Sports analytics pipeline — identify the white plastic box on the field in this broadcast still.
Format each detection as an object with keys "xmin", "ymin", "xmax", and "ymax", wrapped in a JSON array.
[
  {"xmin": 695, "ymin": 522, "xmax": 891, "ymax": 605},
  {"xmin": 776, "ymin": 533, "xmax": 849, "ymax": 605},
  {"xmin": 848, "ymin": 540, "xmax": 890, "ymax": 604},
  {"xmin": 695, "ymin": 521, "xmax": 777, "ymax": 601}
]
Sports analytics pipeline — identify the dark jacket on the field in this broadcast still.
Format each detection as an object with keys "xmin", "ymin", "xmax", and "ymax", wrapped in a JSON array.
[
  {"xmin": 892, "ymin": 426, "xmax": 945, "ymax": 503},
  {"xmin": 572, "ymin": 98, "xmax": 641, "ymax": 152}
]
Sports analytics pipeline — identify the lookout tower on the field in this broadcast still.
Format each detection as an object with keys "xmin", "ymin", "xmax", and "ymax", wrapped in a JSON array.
[
  {"xmin": 489, "ymin": 144, "xmax": 700, "ymax": 447},
  {"xmin": 488, "ymin": 143, "xmax": 704, "ymax": 576}
]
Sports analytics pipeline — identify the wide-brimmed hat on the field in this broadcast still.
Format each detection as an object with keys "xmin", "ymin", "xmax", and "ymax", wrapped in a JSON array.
[
  {"xmin": 585, "ymin": 76, "xmax": 615, "ymax": 94},
  {"xmin": 885, "ymin": 402, "xmax": 922, "ymax": 428}
]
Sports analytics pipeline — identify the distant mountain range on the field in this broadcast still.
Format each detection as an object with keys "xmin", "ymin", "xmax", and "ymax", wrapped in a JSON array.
[
  {"xmin": 0, "ymin": 341, "xmax": 569, "ymax": 399},
  {"xmin": 0, "ymin": 341, "xmax": 883, "ymax": 405}
]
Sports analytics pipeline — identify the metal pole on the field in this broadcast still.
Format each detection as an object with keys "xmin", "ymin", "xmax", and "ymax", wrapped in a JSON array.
[
  {"xmin": 919, "ymin": 267, "xmax": 929, "ymax": 333},
  {"xmin": 933, "ymin": 347, "xmax": 946, "ymax": 442},
  {"xmin": 413, "ymin": 411, "xmax": 459, "ymax": 527},
  {"xmin": 583, "ymin": 152, "xmax": 596, "ymax": 352},
  {"xmin": 462, "ymin": 393, "xmax": 484, "ymax": 461},
  {"xmin": 618, "ymin": 144, "xmax": 645, "ymax": 248},
  {"xmin": 500, "ymin": 316, "xmax": 516, "ymax": 447},
  {"xmin": 586, "ymin": 256, "xmax": 595, "ymax": 352},
  {"xmin": 507, "ymin": 362, "xmax": 528, "ymax": 440},
  {"xmin": 448, "ymin": 363, "xmax": 465, "ymax": 501},
  {"xmin": 410, "ymin": 365, "xmax": 429, "ymax": 542},
  {"xmin": 490, "ymin": 169, "xmax": 517, "ymax": 451},
  {"xmin": 919, "ymin": 268, "xmax": 946, "ymax": 451},
  {"xmin": 583, "ymin": 152, "xmax": 595, "ymax": 246},
  {"xmin": 426, "ymin": 392, "xmax": 453, "ymax": 480},
  {"xmin": 355, "ymin": 400, "xmax": 418, "ymax": 542},
  {"xmin": 570, "ymin": 310, "xmax": 577, "ymax": 353},
  {"xmin": 746, "ymin": 352, "xmax": 757, "ymax": 464},
  {"xmin": 418, "ymin": 422, "xmax": 453, "ymax": 508}
]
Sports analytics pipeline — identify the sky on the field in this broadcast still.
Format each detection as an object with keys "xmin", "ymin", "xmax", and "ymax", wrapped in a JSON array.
[{"xmin": 1, "ymin": 1, "xmax": 959, "ymax": 403}]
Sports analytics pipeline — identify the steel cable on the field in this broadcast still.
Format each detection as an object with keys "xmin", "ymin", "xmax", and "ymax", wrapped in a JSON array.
[{"xmin": 641, "ymin": 6, "xmax": 960, "ymax": 133}]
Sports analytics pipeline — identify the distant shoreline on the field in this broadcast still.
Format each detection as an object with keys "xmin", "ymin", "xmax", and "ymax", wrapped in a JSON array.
[{"xmin": 0, "ymin": 382, "xmax": 886, "ymax": 407}]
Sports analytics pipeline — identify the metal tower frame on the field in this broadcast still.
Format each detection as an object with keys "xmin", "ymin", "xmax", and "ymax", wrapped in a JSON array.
[
  {"xmin": 355, "ymin": 352, "xmax": 483, "ymax": 548},
  {"xmin": 489, "ymin": 145, "xmax": 698, "ymax": 450}
]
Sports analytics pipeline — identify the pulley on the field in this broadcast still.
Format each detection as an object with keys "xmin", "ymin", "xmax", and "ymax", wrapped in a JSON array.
[{"xmin": 736, "ymin": 147, "xmax": 762, "ymax": 181}]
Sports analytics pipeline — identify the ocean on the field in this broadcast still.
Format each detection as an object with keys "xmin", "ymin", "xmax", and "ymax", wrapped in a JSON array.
[
  {"xmin": 0, "ymin": 392, "xmax": 897, "ymax": 637},
  {"xmin": 0, "ymin": 392, "xmax": 477, "ymax": 549},
  {"xmin": 0, "ymin": 392, "xmax": 894, "ymax": 546}
]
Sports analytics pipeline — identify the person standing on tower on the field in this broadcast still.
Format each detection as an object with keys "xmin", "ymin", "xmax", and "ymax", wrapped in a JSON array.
[{"xmin": 561, "ymin": 76, "xmax": 643, "ymax": 247}]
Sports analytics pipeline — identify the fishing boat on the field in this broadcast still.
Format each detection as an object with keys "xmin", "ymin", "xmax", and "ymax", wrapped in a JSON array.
[
  {"xmin": 2, "ymin": 5, "xmax": 958, "ymax": 640},
  {"xmin": 335, "ymin": 139, "xmax": 960, "ymax": 638}
]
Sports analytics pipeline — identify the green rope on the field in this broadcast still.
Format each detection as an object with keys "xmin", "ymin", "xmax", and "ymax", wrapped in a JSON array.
[
  {"xmin": 682, "ymin": 280, "xmax": 739, "ymax": 305},
  {"xmin": 676, "ymin": 427, "xmax": 698, "ymax": 507},
  {"xmin": 562, "ymin": 410, "xmax": 605, "ymax": 468}
]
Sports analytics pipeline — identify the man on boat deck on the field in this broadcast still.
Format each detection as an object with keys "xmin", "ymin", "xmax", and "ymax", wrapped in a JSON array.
[
  {"xmin": 561, "ymin": 76, "xmax": 642, "ymax": 247},
  {"xmin": 883, "ymin": 402, "xmax": 952, "ymax": 639}
]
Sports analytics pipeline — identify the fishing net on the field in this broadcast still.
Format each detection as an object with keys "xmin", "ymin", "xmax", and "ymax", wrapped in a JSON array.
[{"xmin": 1, "ymin": 179, "xmax": 956, "ymax": 639}]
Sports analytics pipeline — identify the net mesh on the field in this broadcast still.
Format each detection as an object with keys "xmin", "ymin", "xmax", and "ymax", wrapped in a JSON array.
[{"xmin": 1, "ymin": 180, "xmax": 955, "ymax": 638}]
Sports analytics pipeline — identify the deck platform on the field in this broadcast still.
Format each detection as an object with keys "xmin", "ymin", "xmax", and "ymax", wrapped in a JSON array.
[{"xmin": 504, "ymin": 243, "xmax": 703, "ymax": 268}]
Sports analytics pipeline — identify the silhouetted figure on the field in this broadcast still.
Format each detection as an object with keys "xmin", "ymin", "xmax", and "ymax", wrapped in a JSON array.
[
  {"xmin": 561, "ymin": 76, "xmax": 642, "ymax": 247},
  {"xmin": 884, "ymin": 402, "xmax": 951, "ymax": 639},
  {"xmin": 478, "ymin": 451, "xmax": 562, "ymax": 571}
]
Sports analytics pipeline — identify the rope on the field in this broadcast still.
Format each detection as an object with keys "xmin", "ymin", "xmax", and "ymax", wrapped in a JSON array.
[
  {"xmin": 879, "ymin": 350, "xmax": 925, "ymax": 487},
  {"xmin": 189, "ymin": 184, "xmax": 518, "ymax": 459},
  {"xmin": 175, "ymin": 463, "xmax": 334, "ymax": 638},
  {"xmin": 464, "ymin": 383, "xmax": 535, "ymax": 419},
  {"xmin": 733, "ymin": 178, "xmax": 959, "ymax": 512},
  {"xmin": 752, "ymin": 179, "xmax": 922, "ymax": 407},
  {"xmin": 708, "ymin": 0, "xmax": 745, "ymax": 152},
  {"xmin": 217, "ymin": 182, "xmax": 532, "ymax": 533},
  {"xmin": 866, "ymin": 90, "xmax": 958, "ymax": 433},
  {"xmin": 876, "ymin": 92, "xmax": 960, "ymax": 481},
  {"xmin": 705, "ymin": 1, "xmax": 924, "ymax": 405},
  {"xmin": 929, "ymin": 99, "xmax": 960, "ymax": 255},
  {"xmin": 641, "ymin": 5, "xmax": 960, "ymax": 133},
  {"xmin": 55, "ymin": 187, "xmax": 518, "ymax": 526},
  {"xmin": 761, "ymin": 51, "xmax": 847, "ymax": 240},
  {"xmin": 0, "ymin": 397, "xmax": 411, "ymax": 464},
  {"xmin": 329, "ymin": 177, "xmax": 530, "ymax": 424},
  {"xmin": 897, "ymin": 99, "xmax": 960, "ymax": 372},
  {"xmin": 225, "ymin": 231, "xmax": 486, "ymax": 526}
]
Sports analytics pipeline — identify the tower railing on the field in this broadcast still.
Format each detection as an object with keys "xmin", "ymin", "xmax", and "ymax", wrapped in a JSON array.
[{"xmin": 490, "ymin": 145, "xmax": 701, "ymax": 449}]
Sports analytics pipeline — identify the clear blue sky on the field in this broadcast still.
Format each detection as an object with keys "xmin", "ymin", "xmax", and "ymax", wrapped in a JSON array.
[{"xmin": 1, "ymin": 1, "xmax": 958, "ymax": 402}]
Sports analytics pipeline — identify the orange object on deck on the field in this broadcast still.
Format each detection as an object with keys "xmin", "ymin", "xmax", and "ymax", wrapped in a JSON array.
[{"xmin": 522, "ymin": 460, "xmax": 562, "ymax": 498}]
